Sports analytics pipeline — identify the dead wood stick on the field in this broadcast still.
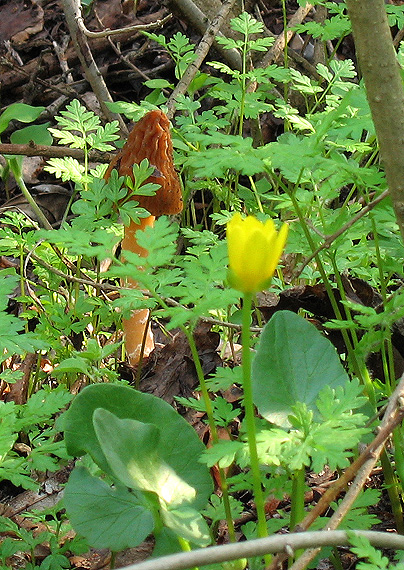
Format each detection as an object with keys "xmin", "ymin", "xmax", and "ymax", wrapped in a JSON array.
[
  {"xmin": 0, "ymin": 143, "xmax": 114, "ymax": 162},
  {"xmin": 258, "ymin": 4, "xmax": 314, "ymax": 67},
  {"xmin": 268, "ymin": 372, "xmax": 404, "ymax": 570},
  {"xmin": 166, "ymin": 0, "xmax": 237, "ymax": 118},
  {"xmin": 77, "ymin": 13, "xmax": 172, "ymax": 39},
  {"xmin": 167, "ymin": 0, "xmax": 241, "ymax": 70},
  {"xmin": 61, "ymin": 0, "xmax": 127, "ymax": 134}
]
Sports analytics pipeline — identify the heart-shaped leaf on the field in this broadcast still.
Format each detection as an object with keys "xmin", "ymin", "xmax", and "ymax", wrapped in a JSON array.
[
  {"xmin": 63, "ymin": 384, "xmax": 212, "ymax": 509},
  {"xmin": 64, "ymin": 466, "xmax": 154, "ymax": 551},
  {"xmin": 93, "ymin": 408, "xmax": 195, "ymax": 506},
  {"xmin": 252, "ymin": 310, "xmax": 349, "ymax": 426}
]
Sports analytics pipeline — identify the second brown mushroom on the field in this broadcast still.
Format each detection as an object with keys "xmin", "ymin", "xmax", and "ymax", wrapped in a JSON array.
[{"xmin": 105, "ymin": 110, "xmax": 183, "ymax": 366}]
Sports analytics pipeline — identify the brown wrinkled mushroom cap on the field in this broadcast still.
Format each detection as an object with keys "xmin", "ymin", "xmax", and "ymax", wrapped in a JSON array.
[{"xmin": 105, "ymin": 110, "xmax": 183, "ymax": 216}]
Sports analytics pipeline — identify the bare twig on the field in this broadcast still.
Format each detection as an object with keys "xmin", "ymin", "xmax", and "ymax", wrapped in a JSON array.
[
  {"xmin": 166, "ymin": 0, "xmax": 237, "ymax": 118},
  {"xmin": 258, "ymin": 4, "xmax": 314, "ymax": 67},
  {"xmin": 294, "ymin": 189, "xmax": 389, "ymax": 278},
  {"xmin": 116, "ymin": 530, "xmax": 404, "ymax": 570},
  {"xmin": 167, "ymin": 0, "xmax": 242, "ymax": 70},
  {"xmin": 0, "ymin": 142, "xmax": 114, "ymax": 162},
  {"xmin": 61, "ymin": 0, "xmax": 127, "ymax": 134},
  {"xmin": 269, "ymin": 372, "xmax": 404, "ymax": 570},
  {"xmin": 76, "ymin": 13, "xmax": 172, "ymax": 39}
]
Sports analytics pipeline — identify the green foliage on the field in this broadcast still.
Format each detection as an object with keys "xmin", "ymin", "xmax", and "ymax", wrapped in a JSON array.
[
  {"xmin": 0, "ymin": 507, "xmax": 87, "ymax": 569},
  {"xmin": 0, "ymin": 5, "xmax": 402, "ymax": 568},
  {"xmin": 0, "ymin": 103, "xmax": 45, "ymax": 137},
  {"xmin": 0, "ymin": 386, "xmax": 72, "ymax": 489},
  {"xmin": 142, "ymin": 31, "xmax": 197, "ymax": 79},
  {"xmin": 62, "ymin": 384, "xmax": 213, "ymax": 554},
  {"xmin": 48, "ymin": 99, "xmax": 119, "ymax": 151},
  {"xmin": 252, "ymin": 311, "xmax": 350, "ymax": 427},
  {"xmin": 294, "ymin": 12, "xmax": 351, "ymax": 41},
  {"xmin": 348, "ymin": 532, "xmax": 404, "ymax": 570},
  {"xmin": 65, "ymin": 466, "xmax": 154, "ymax": 551},
  {"xmin": 0, "ymin": 271, "xmax": 45, "ymax": 363}
]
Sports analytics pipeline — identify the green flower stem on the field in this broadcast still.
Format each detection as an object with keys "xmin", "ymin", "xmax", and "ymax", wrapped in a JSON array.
[
  {"xmin": 290, "ymin": 469, "xmax": 305, "ymax": 531},
  {"xmin": 241, "ymin": 293, "xmax": 267, "ymax": 541},
  {"xmin": 177, "ymin": 537, "xmax": 199, "ymax": 570},
  {"xmin": 183, "ymin": 327, "xmax": 237, "ymax": 544},
  {"xmin": 290, "ymin": 468, "xmax": 306, "ymax": 561}
]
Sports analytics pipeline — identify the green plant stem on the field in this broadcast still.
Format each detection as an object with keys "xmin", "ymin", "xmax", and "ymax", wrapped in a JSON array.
[
  {"xmin": 182, "ymin": 327, "xmax": 237, "ymax": 544},
  {"xmin": 290, "ymin": 468, "xmax": 306, "ymax": 562},
  {"xmin": 238, "ymin": 33, "xmax": 247, "ymax": 137},
  {"xmin": 329, "ymin": 256, "xmax": 377, "ymax": 406},
  {"xmin": 285, "ymin": 183, "xmax": 366, "ymax": 387},
  {"xmin": 241, "ymin": 293, "xmax": 268, "ymax": 544},
  {"xmin": 290, "ymin": 469, "xmax": 305, "ymax": 531},
  {"xmin": 380, "ymin": 449, "xmax": 404, "ymax": 534},
  {"xmin": 177, "ymin": 537, "xmax": 199, "ymax": 570},
  {"xmin": 392, "ymin": 429, "xmax": 404, "ymax": 499},
  {"xmin": 14, "ymin": 173, "xmax": 53, "ymax": 230}
]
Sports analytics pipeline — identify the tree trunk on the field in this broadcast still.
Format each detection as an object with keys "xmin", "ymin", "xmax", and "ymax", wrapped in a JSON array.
[{"xmin": 346, "ymin": 0, "xmax": 404, "ymax": 243}]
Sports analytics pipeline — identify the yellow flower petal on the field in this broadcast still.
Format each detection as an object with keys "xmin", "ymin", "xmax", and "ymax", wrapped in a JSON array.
[{"xmin": 226, "ymin": 214, "xmax": 288, "ymax": 293}]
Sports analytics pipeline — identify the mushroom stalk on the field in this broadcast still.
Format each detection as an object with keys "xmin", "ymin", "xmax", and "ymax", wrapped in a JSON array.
[
  {"xmin": 121, "ymin": 215, "xmax": 156, "ymax": 364},
  {"xmin": 105, "ymin": 110, "xmax": 183, "ymax": 367}
]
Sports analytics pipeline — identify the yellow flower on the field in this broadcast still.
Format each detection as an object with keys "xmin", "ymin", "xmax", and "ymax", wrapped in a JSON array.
[{"xmin": 226, "ymin": 213, "xmax": 288, "ymax": 293}]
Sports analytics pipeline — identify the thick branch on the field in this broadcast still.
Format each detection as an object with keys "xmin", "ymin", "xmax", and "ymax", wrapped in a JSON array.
[
  {"xmin": 0, "ymin": 143, "xmax": 114, "ymax": 162},
  {"xmin": 345, "ymin": 0, "xmax": 404, "ymax": 243},
  {"xmin": 118, "ymin": 530, "xmax": 404, "ymax": 570}
]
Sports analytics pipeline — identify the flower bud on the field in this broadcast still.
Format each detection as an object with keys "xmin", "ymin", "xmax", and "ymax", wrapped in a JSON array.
[{"xmin": 227, "ymin": 213, "xmax": 288, "ymax": 293}]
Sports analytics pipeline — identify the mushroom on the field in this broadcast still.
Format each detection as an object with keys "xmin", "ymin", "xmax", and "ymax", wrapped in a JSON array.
[{"xmin": 105, "ymin": 110, "xmax": 183, "ymax": 366}]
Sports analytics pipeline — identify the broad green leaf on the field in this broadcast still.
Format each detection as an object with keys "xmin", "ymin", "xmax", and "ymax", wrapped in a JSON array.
[
  {"xmin": 64, "ymin": 466, "xmax": 153, "ymax": 550},
  {"xmin": 0, "ymin": 103, "xmax": 45, "ymax": 134},
  {"xmin": 153, "ymin": 527, "xmax": 185, "ymax": 558},
  {"xmin": 160, "ymin": 503, "xmax": 211, "ymax": 547},
  {"xmin": 63, "ymin": 384, "xmax": 212, "ymax": 509},
  {"xmin": 252, "ymin": 311, "xmax": 349, "ymax": 426},
  {"xmin": 10, "ymin": 123, "xmax": 52, "ymax": 146},
  {"xmin": 93, "ymin": 409, "xmax": 196, "ymax": 506}
]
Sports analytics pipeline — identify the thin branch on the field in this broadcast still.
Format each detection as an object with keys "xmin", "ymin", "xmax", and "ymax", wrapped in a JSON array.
[
  {"xmin": 269, "ymin": 371, "xmax": 404, "ymax": 570},
  {"xmin": 258, "ymin": 4, "xmax": 314, "ymax": 67},
  {"xmin": 61, "ymin": 0, "xmax": 127, "ymax": 134},
  {"xmin": 294, "ymin": 189, "xmax": 389, "ymax": 278},
  {"xmin": 0, "ymin": 142, "xmax": 114, "ymax": 162},
  {"xmin": 166, "ymin": 0, "xmax": 237, "ymax": 118},
  {"xmin": 116, "ymin": 530, "xmax": 404, "ymax": 570},
  {"xmin": 76, "ymin": 13, "xmax": 172, "ymax": 39},
  {"xmin": 167, "ymin": 0, "xmax": 241, "ymax": 70}
]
